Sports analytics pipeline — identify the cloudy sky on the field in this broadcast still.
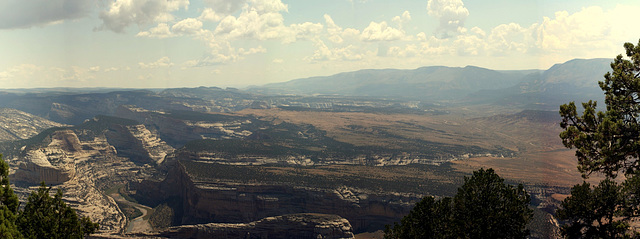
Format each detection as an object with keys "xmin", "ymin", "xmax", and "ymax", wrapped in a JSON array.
[{"xmin": 1, "ymin": 0, "xmax": 639, "ymax": 89}]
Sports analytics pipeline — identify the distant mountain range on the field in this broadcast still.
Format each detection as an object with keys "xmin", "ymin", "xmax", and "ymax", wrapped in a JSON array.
[{"xmin": 253, "ymin": 58, "xmax": 613, "ymax": 109}]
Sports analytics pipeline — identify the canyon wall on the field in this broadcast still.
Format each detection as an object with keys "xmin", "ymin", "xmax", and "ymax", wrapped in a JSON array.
[{"xmin": 135, "ymin": 161, "xmax": 417, "ymax": 233}]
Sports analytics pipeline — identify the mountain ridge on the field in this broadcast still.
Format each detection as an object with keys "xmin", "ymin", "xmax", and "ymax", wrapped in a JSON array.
[{"xmin": 252, "ymin": 58, "xmax": 613, "ymax": 108}]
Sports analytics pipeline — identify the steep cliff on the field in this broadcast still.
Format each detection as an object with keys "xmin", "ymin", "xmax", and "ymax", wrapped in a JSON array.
[
  {"xmin": 142, "ymin": 213, "xmax": 355, "ymax": 239},
  {"xmin": 9, "ymin": 118, "xmax": 174, "ymax": 233},
  {"xmin": 115, "ymin": 105, "xmax": 250, "ymax": 147},
  {"xmin": 105, "ymin": 124, "xmax": 173, "ymax": 164},
  {"xmin": 135, "ymin": 161, "xmax": 417, "ymax": 233},
  {"xmin": 14, "ymin": 130, "xmax": 79, "ymax": 184}
]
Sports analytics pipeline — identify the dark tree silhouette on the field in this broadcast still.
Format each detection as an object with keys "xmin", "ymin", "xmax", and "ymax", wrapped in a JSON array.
[{"xmin": 385, "ymin": 168, "xmax": 532, "ymax": 239}]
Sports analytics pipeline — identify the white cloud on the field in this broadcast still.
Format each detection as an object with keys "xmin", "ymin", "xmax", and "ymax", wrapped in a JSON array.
[
  {"xmin": 306, "ymin": 40, "xmax": 371, "ymax": 62},
  {"xmin": 533, "ymin": 6, "xmax": 617, "ymax": 53},
  {"xmin": 427, "ymin": 0, "xmax": 469, "ymax": 39},
  {"xmin": 392, "ymin": 11, "xmax": 411, "ymax": 29},
  {"xmin": 136, "ymin": 23, "xmax": 173, "ymax": 38},
  {"xmin": 248, "ymin": 0, "xmax": 288, "ymax": 14},
  {"xmin": 325, "ymin": 14, "xmax": 344, "ymax": 43},
  {"xmin": 272, "ymin": 58, "xmax": 284, "ymax": 63},
  {"xmin": 203, "ymin": 0, "xmax": 246, "ymax": 15},
  {"xmin": 200, "ymin": 0, "xmax": 247, "ymax": 22},
  {"xmin": 0, "ymin": 64, "xmax": 40, "ymax": 81},
  {"xmin": 199, "ymin": 8, "xmax": 225, "ymax": 22},
  {"xmin": 0, "ymin": 64, "xmax": 95, "ymax": 87},
  {"xmin": 172, "ymin": 18, "xmax": 204, "ymax": 35},
  {"xmin": 0, "ymin": 0, "xmax": 92, "ymax": 29},
  {"xmin": 139, "ymin": 56, "xmax": 174, "ymax": 69},
  {"xmin": 281, "ymin": 22, "xmax": 324, "ymax": 44},
  {"xmin": 103, "ymin": 67, "xmax": 119, "ymax": 72},
  {"xmin": 187, "ymin": 40, "xmax": 267, "ymax": 67},
  {"xmin": 89, "ymin": 66, "xmax": 101, "ymax": 72},
  {"xmin": 214, "ymin": 11, "xmax": 286, "ymax": 40},
  {"xmin": 360, "ymin": 21, "xmax": 404, "ymax": 42},
  {"xmin": 97, "ymin": 0, "xmax": 189, "ymax": 33}
]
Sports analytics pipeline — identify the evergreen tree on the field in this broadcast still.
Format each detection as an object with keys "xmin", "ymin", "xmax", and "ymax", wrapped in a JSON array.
[
  {"xmin": 452, "ymin": 168, "xmax": 532, "ymax": 239},
  {"xmin": 560, "ymin": 39, "xmax": 640, "ymax": 178},
  {"xmin": 384, "ymin": 196, "xmax": 453, "ymax": 239},
  {"xmin": 384, "ymin": 168, "xmax": 532, "ymax": 239},
  {"xmin": 17, "ymin": 183, "xmax": 99, "ymax": 239},
  {"xmin": 558, "ymin": 39, "xmax": 640, "ymax": 237},
  {"xmin": 556, "ymin": 180, "xmax": 630, "ymax": 238},
  {"xmin": 0, "ymin": 154, "xmax": 22, "ymax": 239}
]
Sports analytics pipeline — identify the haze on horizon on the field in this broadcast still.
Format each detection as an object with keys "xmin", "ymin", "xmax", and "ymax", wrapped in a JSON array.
[{"xmin": 1, "ymin": 0, "xmax": 639, "ymax": 89}]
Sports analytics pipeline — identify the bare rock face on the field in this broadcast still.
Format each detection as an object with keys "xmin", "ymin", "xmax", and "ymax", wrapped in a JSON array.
[
  {"xmin": 135, "ymin": 161, "xmax": 415, "ymax": 233},
  {"xmin": 133, "ymin": 213, "xmax": 354, "ymax": 239},
  {"xmin": 115, "ymin": 105, "xmax": 250, "ymax": 147},
  {"xmin": 105, "ymin": 124, "xmax": 174, "ymax": 164},
  {"xmin": 14, "ymin": 130, "xmax": 80, "ymax": 184},
  {"xmin": 10, "ymin": 127, "xmax": 165, "ymax": 233},
  {"xmin": 0, "ymin": 108, "xmax": 67, "ymax": 142}
]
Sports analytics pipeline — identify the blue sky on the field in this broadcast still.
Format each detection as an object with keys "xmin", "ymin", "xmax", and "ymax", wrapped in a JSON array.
[{"xmin": 1, "ymin": 0, "xmax": 639, "ymax": 88}]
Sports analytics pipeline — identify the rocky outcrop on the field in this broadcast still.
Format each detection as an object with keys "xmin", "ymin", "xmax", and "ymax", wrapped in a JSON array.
[
  {"xmin": 135, "ymin": 161, "xmax": 416, "ymax": 233},
  {"xmin": 10, "ymin": 126, "xmax": 165, "ymax": 233},
  {"xmin": 0, "ymin": 108, "xmax": 67, "ymax": 142},
  {"xmin": 130, "ymin": 213, "xmax": 354, "ymax": 239},
  {"xmin": 105, "ymin": 124, "xmax": 173, "ymax": 164},
  {"xmin": 115, "ymin": 105, "xmax": 251, "ymax": 147},
  {"xmin": 14, "ymin": 130, "xmax": 80, "ymax": 184}
]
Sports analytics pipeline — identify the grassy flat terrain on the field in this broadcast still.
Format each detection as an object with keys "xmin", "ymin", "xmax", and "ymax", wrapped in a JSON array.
[{"xmin": 238, "ymin": 108, "xmax": 583, "ymax": 189}]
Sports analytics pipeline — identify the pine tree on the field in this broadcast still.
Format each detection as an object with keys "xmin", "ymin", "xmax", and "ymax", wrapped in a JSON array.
[
  {"xmin": 0, "ymin": 155, "xmax": 22, "ymax": 239},
  {"xmin": 384, "ymin": 168, "xmax": 532, "ymax": 239},
  {"xmin": 17, "ymin": 183, "xmax": 99, "ymax": 239}
]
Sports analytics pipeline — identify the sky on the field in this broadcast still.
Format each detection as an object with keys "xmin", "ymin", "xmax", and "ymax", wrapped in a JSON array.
[{"xmin": 1, "ymin": 0, "xmax": 640, "ymax": 89}]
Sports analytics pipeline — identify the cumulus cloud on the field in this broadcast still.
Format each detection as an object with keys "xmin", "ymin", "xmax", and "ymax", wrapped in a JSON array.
[
  {"xmin": 89, "ymin": 66, "xmax": 101, "ymax": 72},
  {"xmin": 533, "ymin": 6, "xmax": 618, "ymax": 53},
  {"xmin": 0, "ymin": 64, "xmax": 94, "ymax": 87},
  {"xmin": 427, "ymin": 0, "xmax": 469, "ymax": 39},
  {"xmin": 215, "ymin": 10, "xmax": 285, "ymax": 40},
  {"xmin": 305, "ymin": 40, "xmax": 371, "ymax": 62},
  {"xmin": 280, "ymin": 22, "xmax": 324, "ymax": 44},
  {"xmin": 136, "ymin": 23, "xmax": 173, "ymax": 38},
  {"xmin": 392, "ymin": 11, "xmax": 411, "ymax": 29},
  {"xmin": 172, "ymin": 18, "xmax": 204, "ymax": 35},
  {"xmin": 248, "ymin": 0, "xmax": 288, "ymax": 14},
  {"xmin": 360, "ymin": 21, "xmax": 404, "ymax": 41},
  {"xmin": 325, "ymin": 14, "xmax": 344, "ymax": 43},
  {"xmin": 186, "ymin": 40, "xmax": 267, "ymax": 67},
  {"xmin": 0, "ymin": 0, "xmax": 93, "ymax": 29},
  {"xmin": 103, "ymin": 67, "xmax": 119, "ymax": 72},
  {"xmin": 139, "ymin": 56, "xmax": 174, "ymax": 69},
  {"xmin": 97, "ymin": 0, "xmax": 189, "ymax": 33},
  {"xmin": 203, "ymin": 0, "xmax": 246, "ymax": 14},
  {"xmin": 199, "ymin": 8, "xmax": 225, "ymax": 22},
  {"xmin": 200, "ymin": 0, "xmax": 246, "ymax": 22}
]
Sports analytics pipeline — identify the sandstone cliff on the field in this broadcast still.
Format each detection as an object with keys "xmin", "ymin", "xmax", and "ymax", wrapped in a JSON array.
[
  {"xmin": 14, "ymin": 130, "xmax": 79, "ymax": 184},
  {"xmin": 9, "ymin": 119, "xmax": 173, "ymax": 233},
  {"xmin": 135, "ymin": 161, "xmax": 416, "ymax": 233},
  {"xmin": 115, "ymin": 105, "xmax": 251, "ymax": 147},
  {"xmin": 105, "ymin": 124, "xmax": 173, "ymax": 164},
  {"xmin": 138, "ymin": 213, "xmax": 354, "ymax": 239}
]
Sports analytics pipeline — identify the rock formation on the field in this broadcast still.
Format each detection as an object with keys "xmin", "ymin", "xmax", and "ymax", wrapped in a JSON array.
[
  {"xmin": 0, "ymin": 108, "xmax": 67, "ymax": 142},
  {"xmin": 135, "ymin": 213, "xmax": 355, "ymax": 239},
  {"xmin": 105, "ymin": 124, "xmax": 173, "ymax": 164},
  {"xmin": 14, "ymin": 130, "xmax": 80, "ymax": 184},
  {"xmin": 135, "ymin": 161, "xmax": 416, "ymax": 233}
]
